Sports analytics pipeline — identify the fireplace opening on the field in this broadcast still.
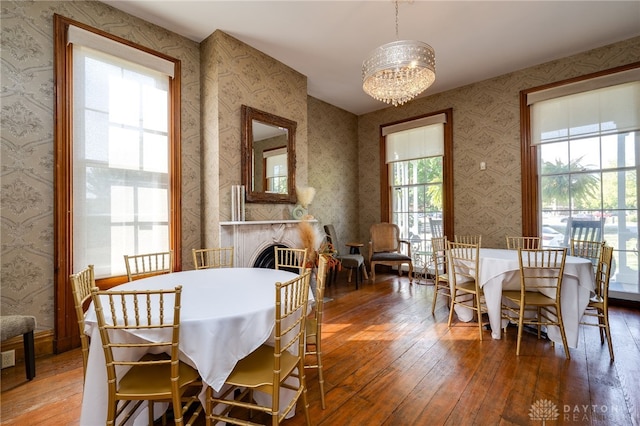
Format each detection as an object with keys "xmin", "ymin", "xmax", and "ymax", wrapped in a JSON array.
[{"xmin": 253, "ymin": 243, "xmax": 288, "ymax": 269}]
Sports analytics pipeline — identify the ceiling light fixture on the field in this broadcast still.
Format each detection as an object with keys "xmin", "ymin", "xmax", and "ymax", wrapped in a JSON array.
[{"xmin": 362, "ymin": 0, "xmax": 436, "ymax": 106}]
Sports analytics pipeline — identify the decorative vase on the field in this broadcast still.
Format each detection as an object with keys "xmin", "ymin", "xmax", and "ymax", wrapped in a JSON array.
[{"xmin": 292, "ymin": 204, "xmax": 306, "ymax": 220}]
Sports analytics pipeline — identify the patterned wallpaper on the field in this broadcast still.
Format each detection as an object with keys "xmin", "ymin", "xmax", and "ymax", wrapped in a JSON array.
[
  {"xmin": 1, "ymin": 0, "xmax": 638, "ymax": 340},
  {"xmin": 307, "ymin": 97, "xmax": 360, "ymax": 255},
  {"xmin": 358, "ymin": 37, "xmax": 640, "ymax": 249},
  {"xmin": 201, "ymin": 30, "xmax": 308, "ymax": 238},
  {"xmin": 1, "ymin": 1, "xmax": 201, "ymax": 329}
]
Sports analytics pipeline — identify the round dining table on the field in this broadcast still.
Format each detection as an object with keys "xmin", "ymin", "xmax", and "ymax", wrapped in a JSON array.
[
  {"xmin": 452, "ymin": 248, "xmax": 595, "ymax": 346},
  {"xmin": 80, "ymin": 267, "xmax": 304, "ymax": 425}
]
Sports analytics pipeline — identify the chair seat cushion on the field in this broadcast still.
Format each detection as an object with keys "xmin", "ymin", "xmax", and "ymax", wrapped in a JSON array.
[
  {"xmin": 371, "ymin": 252, "xmax": 411, "ymax": 262},
  {"xmin": 338, "ymin": 254, "xmax": 364, "ymax": 268},
  {"xmin": 0, "ymin": 315, "xmax": 36, "ymax": 341},
  {"xmin": 225, "ymin": 344, "xmax": 298, "ymax": 388},
  {"xmin": 502, "ymin": 290, "xmax": 555, "ymax": 305},
  {"xmin": 118, "ymin": 360, "xmax": 200, "ymax": 396}
]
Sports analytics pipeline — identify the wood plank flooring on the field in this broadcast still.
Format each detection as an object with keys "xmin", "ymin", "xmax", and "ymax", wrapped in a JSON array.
[{"xmin": 2, "ymin": 272, "xmax": 639, "ymax": 425}]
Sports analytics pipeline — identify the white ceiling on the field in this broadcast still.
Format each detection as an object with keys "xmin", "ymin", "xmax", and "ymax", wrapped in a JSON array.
[{"xmin": 101, "ymin": 1, "xmax": 640, "ymax": 115}]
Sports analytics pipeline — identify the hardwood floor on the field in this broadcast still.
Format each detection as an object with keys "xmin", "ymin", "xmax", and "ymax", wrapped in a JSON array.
[{"xmin": 2, "ymin": 272, "xmax": 639, "ymax": 425}]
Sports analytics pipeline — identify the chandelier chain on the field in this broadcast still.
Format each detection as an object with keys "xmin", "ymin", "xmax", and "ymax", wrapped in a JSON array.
[{"xmin": 395, "ymin": 0, "xmax": 399, "ymax": 39}]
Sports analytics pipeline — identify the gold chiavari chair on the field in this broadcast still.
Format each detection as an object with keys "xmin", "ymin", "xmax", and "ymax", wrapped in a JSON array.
[
  {"xmin": 69, "ymin": 264, "xmax": 95, "ymax": 380},
  {"xmin": 501, "ymin": 248, "xmax": 570, "ymax": 359},
  {"xmin": 454, "ymin": 234, "xmax": 482, "ymax": 246},
  {"xmin": 570, "ymin": 239, "xmax": 605, "ymax": 273},
  {"xmin": 506, "ymin": 236, "xmax": 541, "ymax": 250},
  {"xmin": 274, "ymin": 247, "xmax": 308, "ymax": 274},
  {"xmin": 305, "ymin": 255, "xmax": 329, "ymax": 409},
  {"xmin": 205, "ymin": 271, "xmax": 312, "ymax": 426},
  {"xmin": 91, "ymin": 286, "xmax": 202, "ymax": 426},
  {"xmin": 447, "ymin": 241, "xmax": 486, "ymax": 340},
  {"xmin": 192, "ymin": 247, "xmax": 234, "ymax": 269},
  {"xmin": 123, "ymin": 251, "xmax": 173, "ymax": 281},
  {"xmin": 580, "ymin": 245, "xmax": 615, "ymax": 360},
  {"xmin": 430, "ymin": 236, "xmax": 449, "ymax": 314}
]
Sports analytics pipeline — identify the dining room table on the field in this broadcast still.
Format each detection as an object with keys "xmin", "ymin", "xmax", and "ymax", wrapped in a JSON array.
[
  {"xmin": 79, "ymin": 267, "xmax": 309, "ymax": 425},
  {"xmin": 451, "ymin": 248, "xmax": 595, "ymax": 347}
]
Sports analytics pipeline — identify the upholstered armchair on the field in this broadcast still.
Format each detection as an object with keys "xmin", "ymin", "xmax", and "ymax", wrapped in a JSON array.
[{"xmin": 368, "ymin": 223, "xmax": 413, "ymax": 282}]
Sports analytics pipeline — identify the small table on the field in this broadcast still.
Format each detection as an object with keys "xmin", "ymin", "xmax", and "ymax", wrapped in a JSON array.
[
  {"xmin": 346, "ymin": 242, "xmax": 369, "ymax": 280},
  {"xmin": 452, "ymin": 248, "xmax": 595, "ymax": 347}
]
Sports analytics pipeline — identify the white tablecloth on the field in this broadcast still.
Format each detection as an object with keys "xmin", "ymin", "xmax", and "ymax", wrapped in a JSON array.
[
  {"xmin": 80, "ymin": 267, "xmax": 302, "ymax": 425},
  {"xmin": 452, "ymin": 248, "xmax": 595, "ymax": 347}
]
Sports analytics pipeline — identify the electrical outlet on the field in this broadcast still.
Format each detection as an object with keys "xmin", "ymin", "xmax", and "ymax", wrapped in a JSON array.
[{"xmin": 1, "ymin": 350, "xmax": 15, "ymax": 369}]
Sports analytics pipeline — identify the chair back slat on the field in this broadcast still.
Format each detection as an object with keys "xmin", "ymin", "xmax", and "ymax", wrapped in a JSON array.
[
  {"xmin": 454, "ymin": 235, "xmax": 482, "ymax": 246},
  {"xmin": 192, "ymin": 247, "xmax": 234, "ymax": 269},
  {"xmin": 518, "ymin": 248, "xmax": 567, "ymax": 299},
  {"xmin": 275, "ymin": 247, "xmax": 308, "ymax": 274},
  {"xmin": 274, "ymin": 270, "xmax": 311, "ymax": 364},
  {"xmin": 70, "ymin": 264, "xmax": 95, "ymax": 379},
  {"xmin": 506, "ymin": 236, "xmax": 541, "ymax": 250},
  {"xmin": 571, "ymin": 239, "xmax": 604, "ymax": 272},
  {"xmin": 124, "ymin": 251, "xmax": 173, "ymax": 281},
  {"xmin": 448, "ymin": 241, "xmax": 480, "ymax": 285}
]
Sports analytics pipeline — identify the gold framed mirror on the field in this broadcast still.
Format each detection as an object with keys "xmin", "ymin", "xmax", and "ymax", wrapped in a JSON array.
[{"xmin": 241, "ymin": 105, "xmax": 297, "ymax": 203}]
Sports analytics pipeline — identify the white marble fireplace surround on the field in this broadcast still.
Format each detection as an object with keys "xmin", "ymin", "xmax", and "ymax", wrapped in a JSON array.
[{"xmin": 220, "ymin": 220, "xmax": 319, "ymax": 267}]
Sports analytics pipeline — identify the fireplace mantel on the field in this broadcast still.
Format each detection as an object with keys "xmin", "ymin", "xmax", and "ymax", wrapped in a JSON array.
[{"xmin": 220, "ymin": 220, "xmax": 318, "ymax": 267}]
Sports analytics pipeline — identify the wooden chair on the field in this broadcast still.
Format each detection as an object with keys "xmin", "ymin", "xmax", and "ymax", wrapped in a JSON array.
[
  {"xmin": 274, "ymin": 247, "xmax": 308, "ymax": 274},
  {"xmin": 324, "ymin": 224, "xmax": 366, "ymax": 289},
  {"xmin": 305, "ymin": 255, "xmax": 329, "ymax": 409},
  {"xmin": 506, "ymin": 236, "xmax": 541, "ymax": 250},
  {"xmin": 580, "ymin": 245, "xmax": 615, "ymax": 360},
  {"xmin": 192, "ymin": 247, "xmax": 234, "ymax": 269},
  {"xmin": 562, "ymin": 218, "xmax": 602, "ymax": 246},
  {"xmin": 446, "ymin": 241, "xmax": 486, "ymax": 340},
  {"xmin": 501, "ymin": 248, "xmax": 570, "ymax": 359},
  {"xmin": 91, "ymin": 285, "xmax": 202, "ymax": 426},
  {"xmin": 69, "ymin": 264, "xmax": 95, "ymax": 379},
  {"xmin": 429, "ymin": 218, "xmax": 444, "ymax": 238},
  {"xmin": 454, "ymin": 234, "xmax": 482, "ymax": 246},
  {"xmin": 368, "ymin": 223, "xmax": 413, "ymax": 282},
  {"xmin": 123, "ymin": 251, "xmax": 173, "ymax": 281},
  {"xmin": 570, "ymin": 239, "xmax": 604, "ymax": 272},
  {"xmin": 205, "ymin": 270, "xmax": 312, "ymax": 426},
  {"xmin": 430, "ymin": 236, "xmax": 449, "ymax": 314}
]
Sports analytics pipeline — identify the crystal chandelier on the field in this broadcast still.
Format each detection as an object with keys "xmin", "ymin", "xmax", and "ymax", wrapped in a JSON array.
[{"xmin": 362, "ymin": 1, "xmax": 436, "ymax": 106}]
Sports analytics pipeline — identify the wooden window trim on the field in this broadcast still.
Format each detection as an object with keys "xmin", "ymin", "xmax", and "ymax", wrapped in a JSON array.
[
  {"xmin": 520, "ymin": 62, "xmax": 640, "ymax": 238},
  {"xmin": 380, "ymin": 108, "xmax": 454, "ymax": 237},
  {"xmin": 53, "ymin": 14, "xmax": 182, "ymax": 353}
]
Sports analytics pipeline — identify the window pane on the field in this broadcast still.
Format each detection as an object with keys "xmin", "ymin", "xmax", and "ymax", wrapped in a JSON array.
[
  {"xmin": 143, "ymin": 133, "xmax": 168, "ymax": 173},
  {"xmin": 570, "ymin": 172, "xmax": 601, "ymax": 210},
  {"xmin": 138, "ymin": 187, "xmax": 168, "ymax": 222},
  {"xmin": 569, "ymin": 136, "xmax": 600, "ymax": 170},
  {"xmin": 73, "ymin": 45, "xmax": 170, "ymax": 279},
  {"xmin": 601, "ymin": 133, "xmax": 637, "ymax": 169},
  {"xmin": 539, "ymin": 142, "xmax": 569, "ymax": 172},
  {"xmin": 109, "ymin": 127, "xmax": 140, "ymax": 170},
  {"xmin": 603, "ymin": 170, "xmax": 637, "ymax": 209}
]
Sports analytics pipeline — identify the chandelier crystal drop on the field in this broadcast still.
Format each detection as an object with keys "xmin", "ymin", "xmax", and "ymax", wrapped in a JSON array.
[{"xmin": 362, "ymin": 1, "xmax": 436, "ymax": 106}]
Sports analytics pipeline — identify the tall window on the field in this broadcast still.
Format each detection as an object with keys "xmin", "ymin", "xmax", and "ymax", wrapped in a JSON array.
[
  {"xmin": 54, "ymin": 15, "xmax": 181, "ymax": 350},
  {"xmin": 72, "ymin": 45, "xmax": 172, "ymax": 278},
  {"xmin": 523, "ymin": 65, "xmax": 640, "ymax": 300},
  {"xmin": 382, "ymin": 110, "xmax": 453, "ymax": 268}
]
